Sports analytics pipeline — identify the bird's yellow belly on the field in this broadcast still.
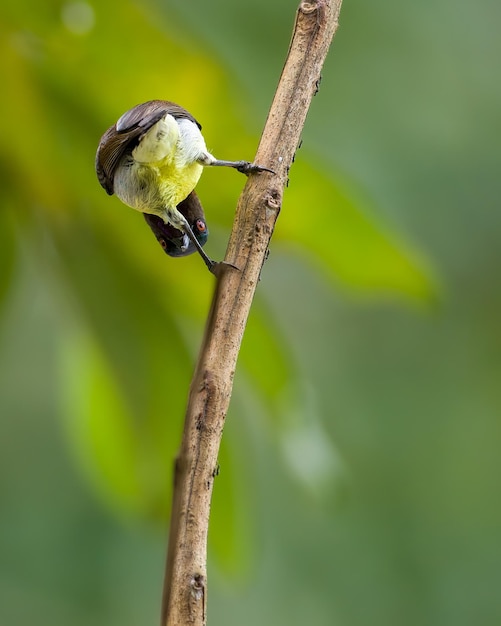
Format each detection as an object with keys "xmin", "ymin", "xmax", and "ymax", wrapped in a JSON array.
[{"xmin": 157, "ymin": 160, "xmax": 203, "ymax": 208}]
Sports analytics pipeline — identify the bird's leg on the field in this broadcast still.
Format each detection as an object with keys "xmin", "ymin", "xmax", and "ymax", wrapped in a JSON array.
[
  {"xmin": 182, "ymin": 225, "xmax": 239, "ymax": 275},
  {"xmin": 182, "ymin": 221, "xmax": 216, "ymax": 273},
  {"xmin": 200, "ymin": 156, "xmax": 274, "ymax": 176},
  {"xmin": 159, "ymin": 208, "xmax": 215, "ymax": 272},
  {"xmin": 182, "ymin": 222, "xmax": 240, "ymax": 275}
]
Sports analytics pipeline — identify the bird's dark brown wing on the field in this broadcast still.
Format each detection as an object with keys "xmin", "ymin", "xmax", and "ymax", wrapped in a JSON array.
[
  {"xmin": 95, "ymin": 125, "xmax": 136, "ymax": 195},
  {"xmin": 116, "ymin": 100, "xmax": 201, "ymax": 132},
  {"xmin": 95, "ymin": 100, "xmax": 202, "ymax": 195}
]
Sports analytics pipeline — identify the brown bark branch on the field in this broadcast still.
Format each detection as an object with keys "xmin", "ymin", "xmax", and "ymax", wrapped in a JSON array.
[{"xmin": 161, "ymin": 2, "xmax": 343, "ymax": 624}]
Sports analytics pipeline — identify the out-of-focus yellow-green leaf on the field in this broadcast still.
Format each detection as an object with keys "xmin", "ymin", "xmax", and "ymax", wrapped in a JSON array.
[
  {"xmin": 0, "ymin": 204, "xmax": 17, "ymax": 310},
  {"xmin": 53, "ymin": 215, "xmax": 197, "ymax": 522},
  {"xmin": 240, "ymin": 301, "xmax": 294, "ymax": 407},
  {"xmin": 276, "ymin": 160, "xmax": 439, "ymax": 303},
  {"xmin": 0, "ymin": 0, "xmax": 438, "ymax": 558},
  {"xmin": 59, "ymin": 329, "xmax": 143, "ymax": 515},
  {"xmin": 209, "ymin": 436, "xmax": 255, "ymax": 576}
]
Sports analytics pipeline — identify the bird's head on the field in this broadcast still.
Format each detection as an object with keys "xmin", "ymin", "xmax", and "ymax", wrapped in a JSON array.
[
  {"xmin": 143, "ymin": 191, "xmax": 209, "ymax": 257},
  {"xmin": 144, "ymin": 214, "xmax": 209, "ymax": 257}
]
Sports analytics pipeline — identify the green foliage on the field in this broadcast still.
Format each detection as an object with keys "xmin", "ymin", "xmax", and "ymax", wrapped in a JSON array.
[
  {"xmin": 0, "ymin": 209, "xmax": 17, "ymax": 307},
  {"xmin": 0, "ymin": 0, "xmax": 443, "ymax": 599},
  {"xmin": 2, "ymin": 1, "xmax": 501, "ymax": 625},
  {"xmin": 278, "ymin": 160, "xmax": 437, "ymax": 301},
  {"xmin": 60, "ymin": 329, "xmax": 145, "ymax": 515},
  {"xmin": 0, "ymin": 0, "xmax": 434, "ymax": 531}
]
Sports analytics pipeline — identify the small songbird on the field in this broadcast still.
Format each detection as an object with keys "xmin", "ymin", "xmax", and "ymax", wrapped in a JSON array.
[{"xmin": 95, "ymin": 100, "xmax": 271, "ymax": 272}]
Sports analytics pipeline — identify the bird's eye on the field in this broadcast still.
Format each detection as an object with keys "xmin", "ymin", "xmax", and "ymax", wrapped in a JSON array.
[
  {"xmin": 159, "ymin": 237, "xmax": 167, "ymax": 249},
  {"xmin": 195, "ymin": 219, "xmax": 207, "ymax": 233}
]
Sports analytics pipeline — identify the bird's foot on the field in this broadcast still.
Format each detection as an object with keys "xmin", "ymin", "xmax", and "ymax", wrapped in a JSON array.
[
  {"xmin": 209, "ymin": 260, "xmax": 240, "ymax": 276},
  {"xmin": 235, "ymin": 161, "xmax": 275, "ymax": 176}
]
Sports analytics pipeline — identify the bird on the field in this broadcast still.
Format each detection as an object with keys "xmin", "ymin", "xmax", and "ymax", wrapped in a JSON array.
[
  {"xmin": 95, "ymin": 100, "xmax": 272, "ymax": 272},
  {"xmin": 143, "ymin": 191, "xmax": 208, "ymax": 258}
]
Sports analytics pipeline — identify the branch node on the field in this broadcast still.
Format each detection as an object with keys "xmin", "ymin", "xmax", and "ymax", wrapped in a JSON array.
[
  {"xmin": 190, "ymin": 573, "xmax": 205, "ymax": 601},
  {"xmin": 300, "ymin": 1, "xmax": 319, "ymax": 14},
  {"xmin": 268, "ymin": 192, "xmax": 282, "ymax": 207}
]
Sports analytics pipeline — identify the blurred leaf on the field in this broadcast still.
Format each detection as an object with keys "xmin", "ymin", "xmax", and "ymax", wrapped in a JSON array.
[
  {"xmin": 59, "ymin": 329, "xmax": 144, "ymax": 515},
  {"xmin": 1, "ymin": 0, "xmax": 437, "ymax": 539},
  {"xmin": 53, "ymin": 215, "xmax": 197, "ymax": 521},
  {"xmin": 0, "ymin": 204, "xmax": 17, "ymax": 311},
  {"xmin": 0, "ymin": 1, "xmax": 499, "ymax": 623},
  {"xmin": 209, "ymin": 435, "xmax": 255, "ymax": 576},
  {"xmin": 276, "ymin": 382, "xmax": 348, "ymax": 502},
  {"xmin": 240, "ymin": 300, "xmax": 294, "ymax": 407},
  {"xmin": 277, "ymin": 160, "xmax": 439, "ymax": 302}
]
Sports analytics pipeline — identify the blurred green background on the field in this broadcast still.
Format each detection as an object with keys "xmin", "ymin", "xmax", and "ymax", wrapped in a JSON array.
[{"xmin": 1, "ymin": 0, "xmax": 500, "ymax": 624}]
